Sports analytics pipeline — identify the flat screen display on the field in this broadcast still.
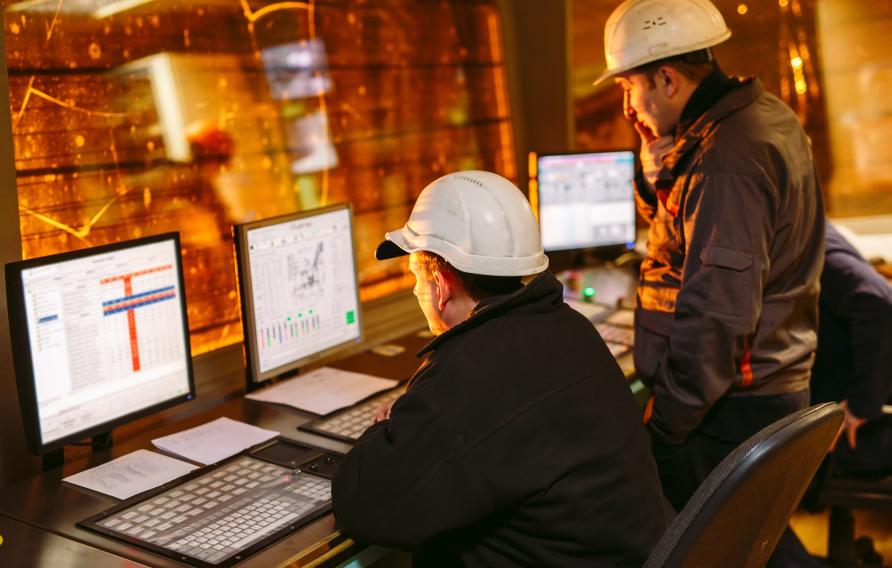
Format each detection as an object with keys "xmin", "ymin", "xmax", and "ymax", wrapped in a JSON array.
[
  {"xmin": 537, "ymin": 151, "xmax": 636, "ymax": 252},
  {"xmin": 236, "ymin": 204, "xmax": 362, "ymax": 387},
  {"xmin": 7, "ymin": 234, "xmax": 194, "ymax": 453}
]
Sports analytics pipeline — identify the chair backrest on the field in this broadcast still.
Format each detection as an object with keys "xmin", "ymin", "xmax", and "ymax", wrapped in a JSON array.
[{"xmin": 644, "ymin": 402, "xmax": 843, "ymax": 568}]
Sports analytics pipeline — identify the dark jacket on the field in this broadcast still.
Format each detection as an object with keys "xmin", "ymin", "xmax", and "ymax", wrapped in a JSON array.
[
  {"xmin": 333, "ymin": 272, "xmax": 673, "ymax": 567},
  {"xmin": 811, "ymin": 223, "xmax": 892, "ymax": 419},
  {"xmin": 634, "ymin": 76, "xmax": 825, "ymax": 444}
]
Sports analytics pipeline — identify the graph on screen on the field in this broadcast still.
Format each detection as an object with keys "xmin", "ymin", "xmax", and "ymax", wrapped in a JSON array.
[{"xmin": 244, "ymin": 206, "xmax": 361, "ymax": 379}]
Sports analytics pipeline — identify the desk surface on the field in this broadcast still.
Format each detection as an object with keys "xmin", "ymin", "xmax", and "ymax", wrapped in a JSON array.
[
  {"xmin": 0, "ymin": 264, "xmax": 641, "ymax": 567},
  {"xmin": 0, "ymin": 514, "xmax": 149, "ymax": 567},
  {"xmin": 0, "ymin": 330, "xmax": 431, "ymax": 568}
]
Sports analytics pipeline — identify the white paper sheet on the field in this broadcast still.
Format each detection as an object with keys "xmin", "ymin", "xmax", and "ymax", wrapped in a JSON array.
[
  {"xmin": 151, "ymin": 417, "xmax": 279, "ymax": 465},
  {"xmin": 63, "ymin": 449, "xmax": 198, "ymax": 500},
  {"xmin": 245, "ymin": 366, "xmax": 399, "ymax": 415}
]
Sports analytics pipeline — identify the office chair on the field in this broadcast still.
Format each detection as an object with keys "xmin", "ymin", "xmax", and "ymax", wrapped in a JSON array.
[{"xmin": 644, "ymin": 402, "xmax": 844, "ymax": 568}]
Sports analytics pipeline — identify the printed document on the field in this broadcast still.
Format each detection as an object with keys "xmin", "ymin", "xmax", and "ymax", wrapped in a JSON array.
[
  {"xmin": 152, "ymin": 417, "xmax": 278, "ymax": 465},
  {"xmin": 63, "ymin": 449, "xmax": 197, "ymax": 499},
  {"xmin": 245, "ymin": 366, "xmax": 398, "ymax": 415}
]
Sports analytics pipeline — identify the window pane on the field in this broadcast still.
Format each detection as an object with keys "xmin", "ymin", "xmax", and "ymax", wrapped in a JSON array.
[{"xmin": 4, "ymin": 0, "xmax": 516, "ymax": 354}]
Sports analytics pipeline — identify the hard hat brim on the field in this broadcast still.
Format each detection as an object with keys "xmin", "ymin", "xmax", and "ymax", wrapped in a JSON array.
[
  {"xmin": 593, "ymin": 30, "xmax": 731, "ymax": 87},
  {"xmin": 592, "ymin": 68, "xmax": 617, "ymax": 88},
  {"xmin": 375, "ymin": 226, "xmax": 549, "ymax": 276},
  {"xmin": 374, "ymin": 238, "xmax": 409, "ymax": 261}
]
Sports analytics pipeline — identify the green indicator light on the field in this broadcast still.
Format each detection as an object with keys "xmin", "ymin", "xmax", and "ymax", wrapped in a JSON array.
[
  {"xmin": 346, "ymin": 310, "xmax": 355, "ymax": 324},
  {"xmin": 583, "ymin": 287, "xmax": 596, "ymax": 298},
  {"xmin": 287, "ymin": 317, "xmax": 291, "ymax": 321},
  {"xmin": 309, "ymin": 309, "xmax": 314, "ymax": 314},
  {"xmin": 298, "ymin": 313, "xmax": 303, "ymax": 317}
]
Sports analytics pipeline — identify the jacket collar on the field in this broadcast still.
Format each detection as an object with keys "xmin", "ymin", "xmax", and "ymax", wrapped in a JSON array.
[
  {"xmin": 675, "ymin": 65, "xmax": 740, "ymax": 137},
  {"xmin": 656, "ymin": 77, "xmax": 761, "ymax": 185},
  {"xmin": 417, "ymin": 271, "xmax": 563, "ymax": 356}
]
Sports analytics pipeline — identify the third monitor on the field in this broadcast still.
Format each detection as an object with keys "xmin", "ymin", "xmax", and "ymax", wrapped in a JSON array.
[{"xmin": 535, "ymin": 150, "xmax": 637, "ymax": 257}]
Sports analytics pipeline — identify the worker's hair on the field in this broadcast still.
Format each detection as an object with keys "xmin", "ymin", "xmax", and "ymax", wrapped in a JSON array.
[
  {"xmin": 636, "ymin": 49, "xmax": 716, "ymax": 87},
  {"xmin": 413, "ymin": 251, "xmax": 523, "ymax": 301}
]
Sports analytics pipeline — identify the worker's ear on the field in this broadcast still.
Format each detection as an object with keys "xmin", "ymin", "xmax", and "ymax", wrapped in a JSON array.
[
  {"xmin": 433, "ymin": 269, "xmax": 454, "ymax": 312},
  {"xmin": 655, "ymin": 65, "xmax": 681, "ymax": 98}
]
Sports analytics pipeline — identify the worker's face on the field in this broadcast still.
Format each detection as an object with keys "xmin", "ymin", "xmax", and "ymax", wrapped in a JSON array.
[
  {"xmin": 616, "ymin": 72, "xmax": 676, "ymax": 139},
  {"xmin": 409, "ymin": 253, "xmax": 449, "ymax": 336}
]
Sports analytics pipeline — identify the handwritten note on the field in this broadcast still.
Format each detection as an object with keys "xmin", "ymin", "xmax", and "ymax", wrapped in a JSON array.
[
  {"xmin": 245, "ymin": 367, "xmax": 399, "ymax": 415},
  {"xmin": 152, "ymin": 417, "xmax": 278, "ymax": 465},
  {"xmin": 63, "ymin": 449, "xmax": 198, "ymax": 500}
]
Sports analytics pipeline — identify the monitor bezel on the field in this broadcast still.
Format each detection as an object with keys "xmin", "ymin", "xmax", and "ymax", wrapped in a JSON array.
[
  {"xmin": 234, "ymin": 203, "xmax": 364, "ymax": 392},
  {"xmin": 5, "ymin": 232, "xmax": 196, "ymax": 456},
  {"xmin": 534, "ymin": 149, "xmax": 638, "ymax": 254}
]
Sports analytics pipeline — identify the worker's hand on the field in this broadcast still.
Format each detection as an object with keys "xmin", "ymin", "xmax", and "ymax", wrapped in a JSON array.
[
  {"xmin": 830, "ymin": 400, "xmax": 868, "ymax": 451},
  {"xmin": 640, "ymin": 134, "xmax": 675, "ymax": 188},
  {"xmin": 632, "ymin": 117, "xmax": 657, "ymax": 144},
  {"xmin": 373, "ymin": 401, "xmax": 393, "ymax": 424}
]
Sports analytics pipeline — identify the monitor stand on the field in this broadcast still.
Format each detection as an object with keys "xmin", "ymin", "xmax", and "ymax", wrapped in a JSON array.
[{"xmin": 42, "ymin": 431, "xmax": 113, "ymax": 472}]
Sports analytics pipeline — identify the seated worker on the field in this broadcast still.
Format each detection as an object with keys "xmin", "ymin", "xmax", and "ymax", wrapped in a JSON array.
[
  {"xmin": 774, "ymin": 222, "xmax": 892, "ymax": 568},
  {"xmin": 332, "ymin": 171, "xmax": 673, "ymax": 566},
  {"xmin": 812, "ymin": 222, "xmax": 892, "ymax": 476}
]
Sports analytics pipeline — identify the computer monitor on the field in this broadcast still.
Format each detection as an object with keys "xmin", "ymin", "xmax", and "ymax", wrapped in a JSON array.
[
  {"xmin": 6, "ymin": 233, "xmax": 195, "ymax": 456},
  {"xmin": 235, "ymin": 204, "xmax": 362, "ymax": 390},
  {"xmin": 534, "ymin": 150, "xmax": 637, "ymax": 254}
]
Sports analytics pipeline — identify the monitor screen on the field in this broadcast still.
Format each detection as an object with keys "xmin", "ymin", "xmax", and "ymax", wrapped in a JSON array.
[
  {"xmin": 235, "ymin": 204, "xmax": 362, "ymax": 388},
  {"xmin": 536, "ymin": 151, "xmax": 637, "ymax": 252},
  {"xmin": 6, "ymin": 234, "xmax": 194, "ymax": 454}
]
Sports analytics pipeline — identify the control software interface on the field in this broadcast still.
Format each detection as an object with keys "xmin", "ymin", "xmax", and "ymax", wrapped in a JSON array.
[
  {"xmin": 243, "ymin": 206, "xmax": 361, "ymax": 381},
  {"xmin": 19, "ymin": 238, "xmax": 191, "ymax": 446},
  {"xmin": 537, "ymin": 151, "xmax": 636, "ymax": 252}
]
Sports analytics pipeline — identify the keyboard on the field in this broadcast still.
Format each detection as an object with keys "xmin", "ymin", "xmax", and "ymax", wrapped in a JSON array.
[
  {"xmin": 82, "ymin": 455, "xmax": 331, "ymax": 566},
  {"xmin": 564, "ymin": 296, "xmax": 636, "ymax": 359},
  {"xmin": 564, "ymin": 298, "xmax": 613, "ymax": 321},
  {"xmin": 301, "ymin": 387, "xmax": 405, "ymax": 442},
  {"xmin": 605, "ymin": 308, "xmax": 635, "ymax": 327},
  {"xmin": 595, "ymin": 320, "xmax": 634, "ymax": 359}
]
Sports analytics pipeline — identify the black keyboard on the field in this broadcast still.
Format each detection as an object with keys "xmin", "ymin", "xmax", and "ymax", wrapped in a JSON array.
[
  {"xmin": 301, "ymin": 387, "xmax": 405, "ymax": 442},
  {"xmin": 595, "ymin": 316, "xmax": 635, "ymax": 359}
]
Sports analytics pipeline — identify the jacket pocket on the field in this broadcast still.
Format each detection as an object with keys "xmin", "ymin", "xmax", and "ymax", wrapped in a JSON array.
[
  {"xmin": 696, "ymin": 246, "xmax": 754, "ymax": 317},
  {"xmin": 700, "ymin": 246, "xmax": 753, "ymax": 271}
]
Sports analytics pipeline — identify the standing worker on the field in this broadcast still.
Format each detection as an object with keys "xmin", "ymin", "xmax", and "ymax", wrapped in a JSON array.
[
  {"xmin": 596, "ymin": 0, "xmax": 825, "ymax": 516},
  {"xmin": 332, "ymin": 171, "xmax": 673, "ymax": 566}
]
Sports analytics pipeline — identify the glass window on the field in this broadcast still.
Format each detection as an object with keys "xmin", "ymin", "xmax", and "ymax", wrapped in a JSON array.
[{"xmin": 3, "ymin": 0, "xmax": 516, "ymax": 354}]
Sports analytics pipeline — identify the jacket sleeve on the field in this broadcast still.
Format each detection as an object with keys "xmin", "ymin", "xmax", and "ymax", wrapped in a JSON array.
[
  {"xmin": 635, "ymin": 166, "xmax": 658, "ymax": 223},
  {"xmin": 821, "ymin": 248, "xmax": 892, "ymax": 420},
  {"xmin": 648, "ymin": 172, "xmax": 776, "ymax": 444},
  {"xmin": 331, "ymin": 364, "xmax": 493, "ymax": 549}
]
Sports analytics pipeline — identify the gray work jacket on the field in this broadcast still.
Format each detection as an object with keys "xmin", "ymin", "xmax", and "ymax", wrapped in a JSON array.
[{"xmin": 635, "ymin": 78, "xmax": 825, "ymax": 444}]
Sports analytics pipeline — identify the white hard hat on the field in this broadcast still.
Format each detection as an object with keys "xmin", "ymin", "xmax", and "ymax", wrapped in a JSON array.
[
  {"xmin": 594, "ymin": 0, "xmax": 731, "ymax": 86},
  {"xmin": 375, "ymin": 171, "xmax": 549, "ymax": 277}
]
